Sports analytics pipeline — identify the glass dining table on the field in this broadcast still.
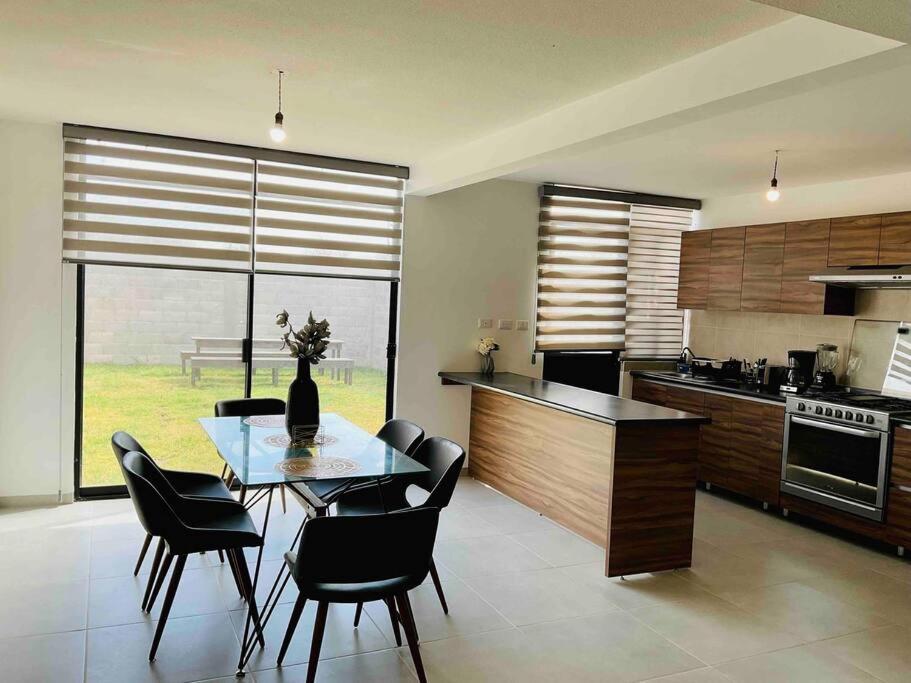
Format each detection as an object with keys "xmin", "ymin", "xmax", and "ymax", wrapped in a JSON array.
[{"xmin": 198, "ymin": 412, "xmax": 428, "ymax": 675}]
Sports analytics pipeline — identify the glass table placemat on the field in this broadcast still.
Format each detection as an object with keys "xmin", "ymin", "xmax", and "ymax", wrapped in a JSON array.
[{"xmin": 198, "ymin": 412, "xmax": 427, "ymax": 486}]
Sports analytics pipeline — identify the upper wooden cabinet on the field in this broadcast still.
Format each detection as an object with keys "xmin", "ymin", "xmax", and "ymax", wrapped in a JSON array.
[
  {"xmin": 677, "ymin": 230, "xmax": 711, "ymax": 310},
  {"xmin": 707, "ymin": 226, "xmax": 745, "ymax": 311},
  {"xmin": 780, "ymin": 219, "xmax": 830, "ymax": 315},
  {"xmin": 741, "ymin": 224, "xmax": 785, "ymax": 313},
  {"xmin": 827, "ymin": 214, "xmax": 882, "ymax": 266},
  {"xmin": 878, "ymin": 212, "xmax": 911, "ymax": 265}
]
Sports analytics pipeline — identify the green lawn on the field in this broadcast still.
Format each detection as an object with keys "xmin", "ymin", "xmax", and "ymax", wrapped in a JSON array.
[{"xmin": 82, "ymin": 363, "xmax": 388, "ymax": 488}]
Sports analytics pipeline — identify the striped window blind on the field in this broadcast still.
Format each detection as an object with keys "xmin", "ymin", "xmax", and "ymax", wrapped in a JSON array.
[
  {"xmin": 254, "ymin": 160, "xmax": 404, "ymax": 278},
  {"xmin": 63, "ymin": 139, "xmax": 255, "ymax": 270},
  {"xmin": 62, "ymin": 125, "xmax": 407, "ymax": 280},
  {"xmin": 535, "ymin": 192, "xmax": 630, "ymax": 351},
  {"xmin": 624, "ymin": 205, "xmax": 693, "ymax": 357}
]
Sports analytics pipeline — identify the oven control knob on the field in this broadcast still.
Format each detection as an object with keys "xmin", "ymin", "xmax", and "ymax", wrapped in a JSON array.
[
  {"xmin": 845, "ymin": 411, "xmax": 853, "ymax": 420},
  {"xmin": 856, "ymin": 414, "xmax": 865, "ymax": 423},
  {"xmin": 835, "ymin": 410, "xmax": 843, "ymax": 418},
  {"xmin": 797, "ymin": 402, "xmax": 806, "ymax": 411},
  {"xmin": 825, "ymin": 408, "xmax": 833, "ymax": 416},
  {"xmin": 866, "ymin": 415, "xmax": 876, "ymax": 424},
  {"xmin": 815, "ymin": 406, "xmax": 824, "ymax": 415}
]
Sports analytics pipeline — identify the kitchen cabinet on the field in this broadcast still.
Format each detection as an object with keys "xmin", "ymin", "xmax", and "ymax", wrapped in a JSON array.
[
  {"xmin": 677, "ymin": 230, "xmax": 711, "ymax": 310},
  {"xmin": 632, "ymin": 378, "xmax": 783, "ymax": 506},
  {"xmin": 886, "ymin": 425, "xmax": 911, "ymax": 548},
  {"xmin": 827, "ymin": 215, "xmax": 882, "ymax": 266},
  {"xmin": 707, "ymin": 226, "xmax": 745, "ymax": 311},
  {"xmin": 780, "ymin": 220, "xmax": 830, "ymax": 315},
  {"xmin": 700, "ymin": 393, "xmax": 733, "ymax": 488},
  {"xmin": 741, "ymin": 224, "xmax": 785, "ymax": 313},
  {"xmin": 878, "ymin": 212, "xmax": 911, "ymax": 265}
]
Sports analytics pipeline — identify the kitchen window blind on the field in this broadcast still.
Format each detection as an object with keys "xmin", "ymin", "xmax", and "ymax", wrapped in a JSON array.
[
  {"xmin": 62, "ymin": 125, "xmax": 407, "ymax": 279},
  {"xmin": 624, "ymin": 205, "xmax": 693, "ymax": 357},
  {"xmin": 534, "ymin": 184, "xmax": 697, "ymax": 356},
  {"xmin": 535, "ymin": 191, "xmax": 630, "ymax": 351}
]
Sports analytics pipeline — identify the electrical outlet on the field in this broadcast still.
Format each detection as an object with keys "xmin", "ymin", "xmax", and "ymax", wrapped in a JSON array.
[
  {"xmin": 516, "ymin": 319, "xmax": 529, "ymax": 331},
  {"xmin": 498, "ymin": 319, "xmax": 514, "ymax": 330},
  {"xmin": 478, "ymin": 318, "xmax": 493, "ymax": 329}
]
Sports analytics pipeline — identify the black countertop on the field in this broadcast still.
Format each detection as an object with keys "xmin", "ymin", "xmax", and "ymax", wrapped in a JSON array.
[
  {"xmin": 439, "ymin": 371, "xmax": 709, "ymax": 426},
  {"xmin": 631, "ymin": 370, "xmax": 788, "ymax": 404}
]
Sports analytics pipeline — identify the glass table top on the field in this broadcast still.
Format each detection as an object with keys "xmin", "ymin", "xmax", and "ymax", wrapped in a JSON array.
[{"xmin": 198, "ymin": 413, "xmax": 428, "ymax": 486}]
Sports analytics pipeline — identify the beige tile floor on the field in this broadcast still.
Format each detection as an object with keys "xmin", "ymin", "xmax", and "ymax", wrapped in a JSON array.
[{"xmin": 2, "ymin": 478, "xmax": 911, "ymax": 682}]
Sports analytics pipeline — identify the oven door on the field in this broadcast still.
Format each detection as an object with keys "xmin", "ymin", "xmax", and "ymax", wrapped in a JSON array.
[{"xmin": 781, "ymin": 414, "xmax": 889, "ymax": 521}]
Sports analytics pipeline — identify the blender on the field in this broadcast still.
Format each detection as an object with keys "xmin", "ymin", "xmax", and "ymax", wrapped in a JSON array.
[{"xmin": 813, "ymin": 343, "xmax": 839, "ymax": 390}]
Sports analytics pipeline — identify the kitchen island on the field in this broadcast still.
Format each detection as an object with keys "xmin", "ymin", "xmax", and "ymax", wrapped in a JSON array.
[{"xmin": 439, "ymin": 371, "xmax": 708, "ymax": 576}]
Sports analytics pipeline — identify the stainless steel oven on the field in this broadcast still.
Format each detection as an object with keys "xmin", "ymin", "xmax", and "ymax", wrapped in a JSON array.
[{"xmin": 781, "ymin": 405, "xmax": 890, "ymax": 521}]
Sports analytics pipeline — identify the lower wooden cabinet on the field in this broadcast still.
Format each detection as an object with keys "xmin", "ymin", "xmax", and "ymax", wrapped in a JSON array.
[
  {"xmin": 885, "ymin": 486, "xmax": 911, "ymax": 548},
  {"xmin": 633, "ymin": 378, "xmax": 782, "ymax": 506}
]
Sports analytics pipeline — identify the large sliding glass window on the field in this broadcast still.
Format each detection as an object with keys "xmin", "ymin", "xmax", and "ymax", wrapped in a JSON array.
[{"xmin": 67, "ymin": 126, "xmax": 407, "ymax": 497}]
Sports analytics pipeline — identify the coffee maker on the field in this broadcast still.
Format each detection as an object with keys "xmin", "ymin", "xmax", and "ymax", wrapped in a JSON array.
[{"xmin": 781, "ymin": 349, "xmax": 816, "ymax": 394}]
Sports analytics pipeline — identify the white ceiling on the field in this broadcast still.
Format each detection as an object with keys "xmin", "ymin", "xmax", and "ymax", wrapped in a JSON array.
[
  {"xmin": 753, "ymin": 0, "xmax": 911, "ymax": 43},
  {"xmin": 0, "ymin": 0, "xmax": 787, "ymax": 165},
  {"xmin": 506, "ymin": 48, "xmax": 911, "ymax": 199}
]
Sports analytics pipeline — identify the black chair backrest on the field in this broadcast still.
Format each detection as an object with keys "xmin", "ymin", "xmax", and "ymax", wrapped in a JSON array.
[
  {"xmin": 215, "ymin": 397, "xmax": 286, "ymax": 418},
  {"xmin": 292, "ymin": 507, "xmax": 440, "ymax": 587},
  {"xmin": 120, "ymin": 450, "xmax": 187, "ymax": 539},
  {"xmin": 111, "ymin": 431, "xmax": 149, "ymax": 464},
  {"xmin": 412, "ymin": 436, "xmax": 465, "ymax": 510},
  {"xmin": 376, "ymin": 418, "xmax": 424, "ymax": 456}
]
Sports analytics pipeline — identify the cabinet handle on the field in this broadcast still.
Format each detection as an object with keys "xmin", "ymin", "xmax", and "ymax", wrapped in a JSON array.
[{"xmin": 895, "ymin": 485, "xmax": 911, "ymax": 494}]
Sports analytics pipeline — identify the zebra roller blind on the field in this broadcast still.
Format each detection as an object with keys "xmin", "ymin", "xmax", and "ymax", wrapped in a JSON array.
[
  {"xmin": 62, "ymin": 125, "xmax": 407, "ymax": 279},
  {"xmin": 536, "ymin": 192, "xmax": 630, "ymax": 351},
  {"xmin": 535, "ymin": 185, "xmax": 695, "ymax": 356}
]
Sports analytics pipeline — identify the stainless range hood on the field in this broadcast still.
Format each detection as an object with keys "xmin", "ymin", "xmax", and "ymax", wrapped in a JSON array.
[{"xmin": 810, "ymin": 265, "xmax": 911, "ymax": 288}]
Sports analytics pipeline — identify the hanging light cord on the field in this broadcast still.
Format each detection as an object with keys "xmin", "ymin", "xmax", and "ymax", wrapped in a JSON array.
[
  {"xmin": 771, "ymin": 149, "xmax": 780, "ymax": 181},
  {"xmin": 277, "ymin": 70, "xmax": 283, "ymax": 114}
]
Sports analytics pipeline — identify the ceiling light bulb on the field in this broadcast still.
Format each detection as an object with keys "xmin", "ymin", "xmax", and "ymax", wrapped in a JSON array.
[
  {"xmin": 270, "ymin": 112, "xmax": 285, "ymax": 142},
  {"xmin": 766, "ymin": 177, "xmax": 780, "ymax": 202}
]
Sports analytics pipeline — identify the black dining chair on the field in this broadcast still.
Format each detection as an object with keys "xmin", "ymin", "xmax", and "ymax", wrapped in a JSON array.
[
  {"xmin": 120, "ymin": 450, "xmax": 266, "ymax": 661},
  {"xmin": 300, "ymin": 418, "xmax": 425, "ymax": 505},
  {"xmin": 335, "ymin": 436, "xmax": 465, "ymax": 626},
  {"xmin": 277, "ymin": 507, "xmax": 440, "ymax": 683},
  {"xmin": 111, "ymin": 431, "xmax": 234, "ymax": 577},
  {"xmin": 215, "ymin": 398, "xmax": 287, "ymax": 511}
]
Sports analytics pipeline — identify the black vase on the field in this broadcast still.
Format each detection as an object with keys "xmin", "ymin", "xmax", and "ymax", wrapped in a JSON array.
[{"xmin": 286, "ymin": 357, "xmax": 320, "ymax": 442}]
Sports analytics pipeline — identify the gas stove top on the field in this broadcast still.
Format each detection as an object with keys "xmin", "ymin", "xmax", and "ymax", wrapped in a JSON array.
[{"xmin": 786, "ymin": 389, "xmax": 911, "ymax": 431}]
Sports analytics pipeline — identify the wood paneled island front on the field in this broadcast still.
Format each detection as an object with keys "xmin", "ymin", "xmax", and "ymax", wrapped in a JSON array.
[{"xmin": 440, "ymin": 372, "xmax": 709, "ymax": 577}]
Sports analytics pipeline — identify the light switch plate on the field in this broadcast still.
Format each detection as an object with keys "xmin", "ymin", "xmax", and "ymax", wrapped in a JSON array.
[
  {"xmin": 498, "ymin": 319, "xmax": 514, "ymax": 330},
  {"xmin": 516, "ymin": 319, "xmax": 529, "ymax": 331},
  {"xmin": 478, "ymin": 318, "xmax": 493, "ymax": 329}
]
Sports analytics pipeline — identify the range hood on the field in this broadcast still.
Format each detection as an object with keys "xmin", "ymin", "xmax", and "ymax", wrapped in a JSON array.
[{"xmin": 810, "ymin": 265, "xmax": 911, "ymax": 288}]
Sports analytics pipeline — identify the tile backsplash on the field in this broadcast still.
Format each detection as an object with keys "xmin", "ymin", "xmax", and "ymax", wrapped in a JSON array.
[{"xmin": 687, "ymin": 290, "xmax": 911, "ymax": 380}]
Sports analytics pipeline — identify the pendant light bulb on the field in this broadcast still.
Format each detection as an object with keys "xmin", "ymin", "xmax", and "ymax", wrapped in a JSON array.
[
  {"xmin": 766, "ymin": 150, "xmax": 781, "ymax": 202},
  {"xmin": 269, "ymin": 70, "xmax": 286, "ymax": 143},
  {"xmin": 270, "ymin": 112, "xmax": 286, "ymax": 142}
]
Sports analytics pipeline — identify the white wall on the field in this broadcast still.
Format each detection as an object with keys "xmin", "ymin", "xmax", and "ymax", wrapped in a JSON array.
[
  {"xmin": 0, "ymin": 120, "xmax": 69, "ymax": 501},
  {"xmin": 698, "ymin": 169, "xmax": 911, "ymax": 228},
  {"xmin": 396, "ymin": 179, "xmax": 541, "ymax": 451}
]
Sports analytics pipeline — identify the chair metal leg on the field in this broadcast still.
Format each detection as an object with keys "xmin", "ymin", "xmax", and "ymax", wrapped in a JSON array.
[
  {"xmin": 148, "ymin": 554, "xmax": 186, "ymax": 661},
  {"xmin": 142, "ymin": 538, "xmax": 165, "ymax": 611},
  {"xmin": 233, "ymin": 550, "xmax": 266, "ymax": 648},
  {"xmin": 428, "ymin": 558, "xmax": 449, "ymax": 614},
  {"xmin": 220, "ymin": 463, "xmax": 228, "ymax": 480},
  {"xmin": 396, "ymin": 592, "xmax": 427, "ymax": 683},
  {"xmin": 306, "ymin": 602, "xmax": 329, "ymax": 683},
  {"xmin": 217, "ymin": 549, "xmax": 225, "ymax": 563},
  {"xmin": 146, "ymin": 552, "xmax": 173, "ymax": 613},
  {"xmin": 225, "ymin": 547, "xmax": 246, "ymax": 600},
  {"xmin": 277, "ymin": 593, "xmax": 307, "ymax": 666},
  {"xmin": 134, "ymin": 533, "xmax": 153, "ymax": 576},
  {"xmin": 280, "ymin": 485, "xmax": 287, "ymax": 514},
  {"xmin": 353, "ymin": 602, "xmax": 363, "ymax": 627},
  {"xmin": 384, "ymin": 597, "xmax": 402, "ymax": 647}
]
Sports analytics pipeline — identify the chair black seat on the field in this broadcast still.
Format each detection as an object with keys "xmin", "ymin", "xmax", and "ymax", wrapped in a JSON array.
[
  {"xmin": 168, "ymin": 472, "xmax": 234, "ymax": 501},
  {"xmin": 283, "ymin": 551, "xmax": 416, "ymax": 602},
  {"xmin": 167, "ymin": 502, "xmax": 263, "ymax": 555},
  {"xmin": 334, "ymin": 484, "xmax": 409, "ymax": 516}
]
